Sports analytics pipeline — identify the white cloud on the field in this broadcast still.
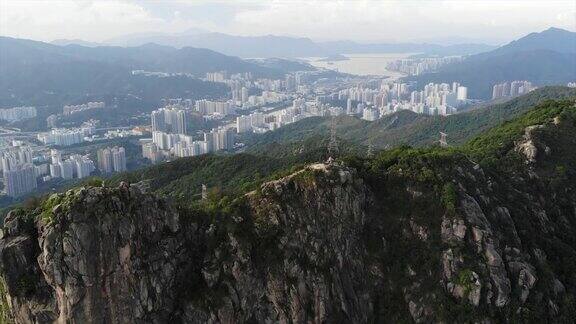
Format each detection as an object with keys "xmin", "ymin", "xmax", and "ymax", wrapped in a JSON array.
[
  {"xmin": 230, "ymin": 0, "xmax": 576, "ymax": 42},
  {"xmin": 0, "ymin": 0, "xmax": 574, "ymax": 43},
  {"xmin": 0, "ymin": 0, "xmax": 199, "ymax": 41}
]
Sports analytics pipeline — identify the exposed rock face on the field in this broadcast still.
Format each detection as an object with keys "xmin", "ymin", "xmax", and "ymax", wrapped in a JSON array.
[
  {"xmin": 0, "ymin": 184, "xmax": 199, "ymax": 323},
  {"xmin": 1, "ymin": 139, "xmax": 576, "ymax": 323},
  {"xmin": 516, "ymin": 125, "xmax": 545, "ymax": 163}
]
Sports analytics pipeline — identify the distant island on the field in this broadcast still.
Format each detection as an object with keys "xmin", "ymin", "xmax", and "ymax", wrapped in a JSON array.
[{"xmin": 318, "ymin": 54, "xmax": 350, "ymax": 62}]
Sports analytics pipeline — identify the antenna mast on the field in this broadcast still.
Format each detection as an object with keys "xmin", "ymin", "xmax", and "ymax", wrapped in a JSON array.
[
  {"xmin": 327, "ymin": 117, "xmax": 339, "ymax": 159},
  {"xmin": 439, "ymin": 132, "xmax": 449, "ymax": 147},
  {"xmin": 367, "ymin": 140, "xmax": 374, "ymax": 158}
]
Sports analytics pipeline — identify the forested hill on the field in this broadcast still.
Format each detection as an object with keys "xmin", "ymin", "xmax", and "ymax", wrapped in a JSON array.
[
  {"xmin": 405, "ymin": 28, "xmax": 576, "ymax": 99},
  {"xmin": 102, "ymin": 88, "xmax": 576, "ymax": 208},
  {"xmin": 0, "ymin": 36, "xmax": 292, "ymax": 106},
  {"xmin": 244, "ymin": 86, "xmax": 576, "ymax": 151},
  {"xmin": 2, "ymin": 96, "xmax": 576, "ymax": 323}
]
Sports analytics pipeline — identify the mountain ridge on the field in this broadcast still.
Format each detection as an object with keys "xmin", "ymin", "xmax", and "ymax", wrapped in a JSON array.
[
  {"xmin": 0, "ymin": 36, "xmax": 292, "ymax": 106},
  {"xmin": 406, "ymin": 28, "xmax": 576, "ymax": 99},
  {"xmin": 1, "ymin": 98, "xmax": 575, "ymax": 322},
  {"xmin": 60, "ymin": 32, "xmax": 497, "ymax": 58},
  {"xmin": 243, "ymin": 86, "xmax": 576, "ymax": 152}
]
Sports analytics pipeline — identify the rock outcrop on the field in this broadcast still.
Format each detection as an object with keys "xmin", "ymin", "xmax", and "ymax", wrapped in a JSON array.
[
  {"xmin": 0, "ymin": 184, "xmax": 200, "ymax": 323},
  {"xmin": 1, "ymin": 156, "xmax": 575, "ymax": 323},
  {"xmin": 1, "ymin": 114, "xmax": 576, "ymax": 323}
]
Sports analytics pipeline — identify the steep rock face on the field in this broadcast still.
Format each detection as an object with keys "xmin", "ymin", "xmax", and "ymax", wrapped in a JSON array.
[
  {"xmin": 183, "ymin": 164, "xmax": 375, "ymax": 323},
  {"xmin": 1, "ymin": 120, "xmax": 576, "ymax": 323},
  {"xmin": 0, "ymin": 184, "xmax": 200, "ymax": 323}
]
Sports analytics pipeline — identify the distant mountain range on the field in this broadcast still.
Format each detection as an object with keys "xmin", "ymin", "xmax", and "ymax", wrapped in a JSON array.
[
  {"xmin": 2, "ymin": 27, "xmax": 573, "ymax": 107},
  {"xmin": 52, "ymin": 31, "xmax": 497, "ymax": 58},
  {"xmin": 0, "ymin": 37, "xmax": 309, "ymax": 107},
  {"xmin": 1, "ymin": 37, "xmax": 293, "ymax": 76},
  {"xmin": 406, "ymin": 28, "xmax": 576, "ymax": 99},
  {"xmin": 51, "ymin": 38, "xmax": 101, "ymax": 47},
  {"xmin": 477, "ymin": 27, "xmax": 576, "ymax": 58}
]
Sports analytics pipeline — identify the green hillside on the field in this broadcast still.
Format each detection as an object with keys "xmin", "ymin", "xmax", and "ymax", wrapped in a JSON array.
[
  {"xmin": 107, "ymin": 146, "xmax": 321, "ymax": 205},
  {"xmin": 4, "ymin": 91, "xmax": 576, "ymax": 324},
  {"xmin": 245, "ymin": 86, "xmax": 576, "ymax": 150},
  {"xmin": 405, "ymin": 28, "xmax": 576, "ymax": 99},
  {"xmin": 104, "ymin": 93, "xmax": 576, "ymax": 209},
  {"xmin": 0, "ymin": 36, "xmax": 287, "ymax": 106}
]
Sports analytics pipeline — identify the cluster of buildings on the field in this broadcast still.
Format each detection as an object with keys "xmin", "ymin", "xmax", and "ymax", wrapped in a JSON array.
[
  {"xmin": 236, "ymin": 105, "xmax": 312, "ymax": 134},
  {"xmin": 46, "ymin": 114, "xmax": 59, "ymax": 128},
  {"xmin": 96, "ymin": 146, "xmax": 127, "ymax": 173},
  {"xmin": 143, "ymin": 70, "xmax": 320, "ymax": 163},
  {"xmin": 151, "ymin": 106, "xmax": 187, "ymax": 135},
  {"xmin": 236, "ymin": 112, "xmax": 266, "ymax": 133},
  {"xmin": 144, "ymin": 96, "xmax": 245, "ymax": 162},
  {"xmin": 334, "ymin": 81, "xmax": 469, "ymax": 117},
  {"xmin": 1, "ymin": 146, "xmax": 36, "ymax": 197},
  {"xmin": 205, "ymin": 71, "xmax": 231, "ymax": 82},
  {"xmin": 132, "ymin": 70, "xmax": 195, "ymax": 78},
  {"xmin": 386, "ymin": 56, "xmax": 464, "ymax": 76},
  {"xmin": 0, "ymin": 145, "xmax": 98, "ymax": 197},
  {"xmin": 151, "ymin": 132, "xmax": 197, "ymax": 151},
  {"xmin": 103, "ymin": 127, "xmax": 146, "ymax": 139},
  {"xmin": 141, "ymin": 68, "xmax": 476, "ymax": 168},
  {"xmin": 405, "ymin": 82, "xmax": 468, "ymax": 115},
  {"xmin": 492, "ymin": 81, "xmax": 535, "ymax": 99},
  {"xmin": 146, "ymin": 126, "xmax": 235, "ymax": 162},
  {"xmin": 48, "ymin": 150, "xmax": 95, "ymax": 181},
  {"xmin": 141, "ymin": 142, "xmax": 163, "ymax": 164},
  {"xmin": 46, "ymin": 146, "xmax": 126, "ymax": 185},
  {"xmin": 238, "ymin": 91, "xmax": 289, "ymax": 109},
  {"xmin": 1, "ymin": 132, "xmax": 130, "ymax": 197},
  {"xmin": 206, "ymin": 71, "xmax": 295, "ymax": 109},
  {"xmin": 0, "ymin": 106, "xmax": 37, "ymax": 122},
  {"xmin": 37, "ymin": 125, "xmax": 95, "ymax": 147},
  {"xmin": 236, "ymin": 98, "xmax": 345, "ymax": 134},
  {"xmin": 63, "ymin": 102, "xmax": 105, "ymax": 115},
  {"xmin": 195, "ymin": 99, "xmax": 235, "ymax": 116},
  {"xmin": 233, "ymin": 81, "xmax": 470, "ymax": 136}
]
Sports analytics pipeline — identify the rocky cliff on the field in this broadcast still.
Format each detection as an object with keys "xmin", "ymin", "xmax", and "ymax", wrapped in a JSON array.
[{"xmin": 1, "ymin": 101, "xmax": 575, "ymax": 323}]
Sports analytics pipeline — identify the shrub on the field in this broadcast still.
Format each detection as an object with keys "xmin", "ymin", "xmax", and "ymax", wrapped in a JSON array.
[{"xmin": 442, "ymin": 183, "xmax": 457, "ymax": 213}]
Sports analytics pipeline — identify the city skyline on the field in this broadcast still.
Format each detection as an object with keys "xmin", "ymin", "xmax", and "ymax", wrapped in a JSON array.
[{"xmin": 1, "ymin": 0, "xmax": 574, "ymax": 45}]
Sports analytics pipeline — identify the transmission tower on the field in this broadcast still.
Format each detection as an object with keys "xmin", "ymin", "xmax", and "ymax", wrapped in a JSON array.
[
  {"xmin": 201, "ymin": 184, "xmax": 208, "ymax": 200},
  {"xmin": 439, "ymin": 132, "xmax": 449, "ymax": 147},
  {"xmin": 327, "ymin": 117, "xmax": 339, "ymax": 158},
  {"xmin": 367, "ymin": 140, "xmax": 374, "ymax": 158}
]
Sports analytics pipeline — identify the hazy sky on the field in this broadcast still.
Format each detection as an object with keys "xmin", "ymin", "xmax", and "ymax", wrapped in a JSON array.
[{"xmin": 1, "ymin": 0, "xmax": 575, "ymax": 44}]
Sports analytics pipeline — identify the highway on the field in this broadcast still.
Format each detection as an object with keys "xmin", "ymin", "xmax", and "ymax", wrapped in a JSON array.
[{"xmin": 0, "ymin": 126, "xmax": 135, "ymax": 138}]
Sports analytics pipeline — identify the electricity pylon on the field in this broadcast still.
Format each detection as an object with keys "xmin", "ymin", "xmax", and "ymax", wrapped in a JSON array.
[
  {"xmin": 439, "ymin": 132, "xmax": 449, "ymax": 147},
  {"xmin": 327, "ymin": 117, "xmax": 339, "ymax": 159}
]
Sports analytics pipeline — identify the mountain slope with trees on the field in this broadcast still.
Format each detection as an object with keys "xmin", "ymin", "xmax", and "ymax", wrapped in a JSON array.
[
  {"xmin": 0, "ymin": 36, "xmax": 291, "ymax": 106},
  {"xmin": 406, "ymin": 28, "xmax": 576, "ymax": 99},
  {"xmin": 1, "ymin": 97, "xmax": 575, "ymax": 323},
  {"xmin": 244, "ymin": 86, "xmax": 576, "ymax": 151}
]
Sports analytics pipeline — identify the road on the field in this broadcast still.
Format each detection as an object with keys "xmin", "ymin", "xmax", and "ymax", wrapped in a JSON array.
[{"xmin": 0, "ymin": 126, "xmax": 135, "ymax": 138}]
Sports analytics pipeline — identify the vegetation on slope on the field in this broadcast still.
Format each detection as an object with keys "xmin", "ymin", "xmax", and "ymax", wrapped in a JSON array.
[
  {"xmin": 464, "ymin": 98, "xmax": 576, "ymax": 165},
  {"xmin": 406, "ymin": 50, "xmax": 575, "ymax": 99},
  {"xmin": 100, "ymin": 95, "xmax": 576, "ymax": 211},
  {"xmin": 107, "ymin": 150, "xmax": 317, "ymax": 206},
  {"xmin": 245, "ymin": 86, "xmax": 576, "ymax": 151},
  {"xmin": 4, "ymin": 97, "xmax": 576, "ymax": 322},
  {"xmin": 405, "ymin": 28, "xmax": 576, "ymax": 99},
  {"xmin": 0, "ymin": 36, "xmax": 286, "ymax": 106}
]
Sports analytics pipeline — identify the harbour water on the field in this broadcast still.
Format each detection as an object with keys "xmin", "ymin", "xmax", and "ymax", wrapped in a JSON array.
[{"xmin": 303, "ymin": 53, "xmax": 415, "ymax": 79}]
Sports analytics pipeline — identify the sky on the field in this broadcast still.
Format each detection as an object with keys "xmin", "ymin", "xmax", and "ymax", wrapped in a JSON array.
[{"xmin": 0, "ymin": 0, "xmax": 575, "ymax": 44}]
